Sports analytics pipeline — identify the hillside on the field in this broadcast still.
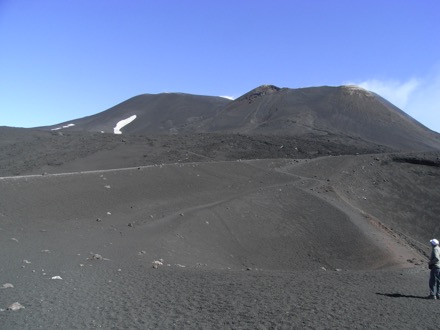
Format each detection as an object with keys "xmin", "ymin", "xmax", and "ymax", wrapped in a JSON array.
[
  {"xmin": 208, "ymin": 85, "xmax": 440, "ymax": 151},
  {"xmin": 40, "ymin": 85, "xmax": 440, "ymax": 152},
  {"xmin": 1, "ymin": 84, "xmax": 440, "ymax": 328},
  {"xmin": 1, "ymin": 152, "xmax": 439, "ymax": 328},
  {"xmin": 41, "ymin": 93, "xmax": 230, "ymax": 134}
]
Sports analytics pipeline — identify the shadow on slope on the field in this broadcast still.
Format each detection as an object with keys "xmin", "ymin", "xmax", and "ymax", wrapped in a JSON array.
[{"xmin": 280, "ymin": 152, "xmax": 440, "ymax": 258}]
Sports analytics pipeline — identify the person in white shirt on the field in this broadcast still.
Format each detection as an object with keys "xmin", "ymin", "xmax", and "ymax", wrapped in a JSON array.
[{"xmin": 428, "ymin": 238, "xmax": 440, "ymax": 299}]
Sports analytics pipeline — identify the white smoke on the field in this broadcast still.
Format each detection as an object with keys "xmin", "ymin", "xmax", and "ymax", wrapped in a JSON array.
[
  {"xmin": 355, "ymin": 78, "xmax": 420, "ymax": 109},
  {"xmin": 348, "ymin": 65, "xmax": 440, "ymax": 133}
]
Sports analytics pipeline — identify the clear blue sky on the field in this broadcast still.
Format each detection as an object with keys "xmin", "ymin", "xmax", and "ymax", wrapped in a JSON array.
[{"xmin": 1, "ymin": 0, "xmax": 439, "ymax": 132}]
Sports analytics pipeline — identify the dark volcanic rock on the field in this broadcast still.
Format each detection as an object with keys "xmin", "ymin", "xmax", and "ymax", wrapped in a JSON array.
[
  {"xmin": 208, "ymin": 86, "xmax": 440, "ymax": 151},
  {"xmin": 235, "ymin": 84, "xmax": 282, "ymax": 103},
  {"xmin": 38, "ymin": 93, "xmax": 230, "ymax": 135},
  {"xmin": 1, "ymin": 85, "xmax": 440, "ymax": 329},
  {"xmin": 35, "ymin": 85, "xmax": 440, "ymax": 151},
  {"xmin": 0, "ymin": 129, "xmax": 391, "ymax": 177}
]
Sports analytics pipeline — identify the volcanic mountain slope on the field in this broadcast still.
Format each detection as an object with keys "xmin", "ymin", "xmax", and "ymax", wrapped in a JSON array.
[
  {"xmin": 0, "ymin": 156, "xmax": 434, "ymax": 273},
  {"xmin": 208, "ymin": 85, "xmax": 440, "ymax": 151},
  {"xmin": 278, "ymin": 152, "xmax": 440, "ymax": 257},
  {"xmin": 0, "ymin": 128, "xmax": 392, "ymax": 177},
  {"xmin": 42, "ymin": 85, "xmax": 440, "ymax": 152},
  {"xmin": 43, "ymin": 92, "xmax": 230, "ymax": 134},
  {"xmin": 2, "ymin": 85, "xmax": 440, "ymax": 328},
  {"xmin": 0, "ymin": 131, "xmax": 438, "ymax": 271},
  {"xmin": 1, "ymin": 152, "xmax": 439, "ymax": 328}
]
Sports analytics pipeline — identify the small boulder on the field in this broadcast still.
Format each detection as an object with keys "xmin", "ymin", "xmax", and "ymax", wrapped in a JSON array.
[
  {"xmin": 91, "ymin": 254, "xmax": 103, "ymax": 260},
  {"xmin": 152, "ymin": 260, "xmax": 163, "ymax": 268},
  {"xmin": 8, "ymin": 302, "xmax": 24, "ymax": 311}
]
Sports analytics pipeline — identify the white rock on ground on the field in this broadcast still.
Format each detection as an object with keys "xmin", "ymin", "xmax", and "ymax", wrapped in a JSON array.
[
  {"xmin": 8, "ymin": 302, "xmax": 24, "ymax": 311},
  {"xmin": 152, "ymin": 260, "xmax": 164, "ymax": 268},
  {"xmin": 1, "ymin": 283, "xmax": 14, "ymax": 289}
]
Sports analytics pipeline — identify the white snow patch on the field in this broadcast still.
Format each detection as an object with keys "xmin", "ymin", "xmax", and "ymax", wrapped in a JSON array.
[
  {"xmin": 220, "ymin": 95, "xmax": 235, "ymax": 100},
  {"xmin": 114, "ymin": 115, "xmax": 137, "ymax": 134},
  {"xmin": 51, "ymin": 123, "xmax": 75, "ymax": 131}
]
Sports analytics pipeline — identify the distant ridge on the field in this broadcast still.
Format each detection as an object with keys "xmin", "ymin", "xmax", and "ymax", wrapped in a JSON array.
[
  {"xmin": 41, "ymin": 92, "xmax": 230, "ymax": 135},
  {"xmin": 39, "ymin": 85, "xmax": 440, "ymax": 151}
]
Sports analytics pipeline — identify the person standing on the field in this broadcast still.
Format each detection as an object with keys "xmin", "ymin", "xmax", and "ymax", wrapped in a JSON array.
[{"xmin": 428, "ymin": 238, "xmax": 440, "ymax": 299}]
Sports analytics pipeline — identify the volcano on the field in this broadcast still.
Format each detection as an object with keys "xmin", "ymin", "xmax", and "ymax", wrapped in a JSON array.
[
  {"xmin": 41, "ymin": 85, "xmax": 440, "ymax": 151},
  {"xmin": 1, "ymin": 85, "xmax": 439, "ymax": 329}
]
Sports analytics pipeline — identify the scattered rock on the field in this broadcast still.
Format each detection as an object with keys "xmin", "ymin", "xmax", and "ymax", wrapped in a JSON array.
[
  {"xmin": 152, "ymin": 260, "xmax": 164, "ymax": 268},
  {"xmin": 1, "ymin": 283, "xmax": 14, "ymax": 289},
  {"xmin": 23, "ymin": 259, "xmax": 31, "ymax": 264},
  {"xmin": 90, "ymin": 254, "xmax": 103, "ymax": 260},
  {"xmin": 96, "ymin": 218, "xmax": 102, "ymax": 222},
  {"xmin": 11, "ymin": 238, "xmax": 18, "ymax": 243},
  {"xmin": 51, "ymin": 276, "xmax": 62, "ymax": 280},
  {"xmin": 8, "ymin": 302, "xmax": 24, "ymax": 311}
]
